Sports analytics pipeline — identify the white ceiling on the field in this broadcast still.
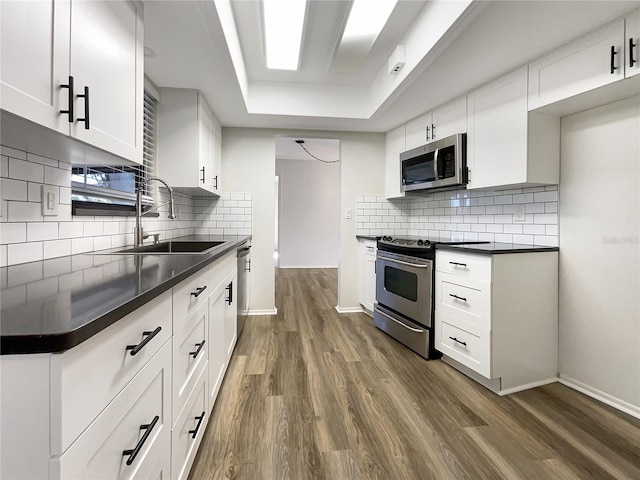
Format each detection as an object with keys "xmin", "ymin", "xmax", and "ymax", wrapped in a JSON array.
[
  {"xmin": 275, "ymin": 137, "xmax": 340, "ymax": 162},
  {"xmin": 144, "ymin": 0, "xmax": 640, "ymax": 133}
]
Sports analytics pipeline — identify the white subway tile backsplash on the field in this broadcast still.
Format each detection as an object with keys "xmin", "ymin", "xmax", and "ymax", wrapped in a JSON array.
[
  {"xmin": 1, "ymin": 178, "xmax": 28, "ymax": 201},
  {"xmin": 2, "ymin": 223, "xmax": 27, "ymax": 243},
  {"xmin": 534, "ymin": 213, "xmax": 558, "ymax": 224},
  {"xmin": 1, "ymin": 145, "xmax": 27, "ymax": 160},
  {"xmin": 534, "ymin": 191, "xmax": 558, "ymax": 203},
  {"xmin": 93, "ymin": 236, "xmax": 112, "ymax": 251},
  {"xmin": 8, "ymin": 242, "xmax": 43, "ymax": 265},
  {"xmin": 545, "ymin": 202, "xmax": 558, "ymax": 213},
  {"xmin": 0, "ymin": 245, "xmax": 6, "ymax": 267},
  {"xmin": 71, "ymin": 237, "xmax": 94, "ymax": 254},
  {"xmin": 44, "ymin": 166, "xmax": 69, "ymax": 187},
  {"xmin": 27, "ymin": 223, "xmax": 58, "ymax": 242},
  {"xmin": 44, "ymin": 239, "xmax": 72, "ymax": 259},
  {"xmin": 9, "ymin": 158, "xmax": 44, "ymax": 183},
  {"xmin": 494, "ymin": 195, "xmax": 513, "ymax": 205},
  {"xmin": 7, "ymin": 201, "xmax": 41, "ymax": 222},
  {"xmin": 513, "ymin": 193, "xmax": 534, "ymax": 204},
  {"xmin": 504, "ymin": 224, "xmax": 523, "ymax": 234},
  {"xmin": 512, "ymin": 234, "xmax": 534, "ymax": 244},
  {"xmin": 524, "ymin": 225, "xmax": 546, "ymax": 235},
  {"xmin": 1, "ymin": 156, "xmax": 8, "ymax": 177}
]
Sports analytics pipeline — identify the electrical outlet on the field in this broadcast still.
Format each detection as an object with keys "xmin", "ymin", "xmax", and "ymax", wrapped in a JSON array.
[
  {"xmin": 345, "ymin": 208, "xmax": 352, "ymax": 219},
  {"xmin": 514, "ymin": 205, "xmax": 525, "ymax": 222}
]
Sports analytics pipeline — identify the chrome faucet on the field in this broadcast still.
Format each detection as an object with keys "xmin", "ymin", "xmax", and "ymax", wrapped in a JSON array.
[{"xmin": 135, "ymin": 176, "xmax": 177, "ymax": 247}]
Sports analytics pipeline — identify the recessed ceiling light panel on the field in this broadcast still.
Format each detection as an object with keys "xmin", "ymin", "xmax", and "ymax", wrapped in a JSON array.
[
  {"xmin": 263, "ymin": 0, "xmax": 307, "ymax": 70},
  {"xmin": 332, "ymin": 0, "xmax": 398, "ymax": 73}
]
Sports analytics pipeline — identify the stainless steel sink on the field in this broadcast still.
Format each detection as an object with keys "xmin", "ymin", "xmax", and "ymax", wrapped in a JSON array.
[{"xmin": 112, "ymin": 241, "xmax": 229, "ymax": 255}]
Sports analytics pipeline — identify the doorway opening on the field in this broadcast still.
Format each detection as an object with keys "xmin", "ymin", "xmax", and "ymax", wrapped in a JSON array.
[{"xmin": 274, "ymin": 136, "xmax": 341, "ymax": 307}]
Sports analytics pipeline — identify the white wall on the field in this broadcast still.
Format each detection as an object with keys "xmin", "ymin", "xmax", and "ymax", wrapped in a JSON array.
[
  {"xmin": 221, "ymin": 128, "xmax": 385, "ymax": 312},
  {"xmin": 559, "ymin": 95, "xmax": 639, "ymax": 417},
  {"xmin": 276, "ymin": 158, "xmax": 340, "ymax": 268}
]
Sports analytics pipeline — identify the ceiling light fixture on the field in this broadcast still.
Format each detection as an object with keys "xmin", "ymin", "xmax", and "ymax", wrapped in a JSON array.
[
  {"xmin": 332, "ymin": 0, "xmax": 398, "ymax": 73},
  {"xmin": 263, "ymin": 0, "xmax": 306, "ymax": 70},
  {"xmin": 295, "ymin": 140, "xmax": 339, "ymax": 164}
]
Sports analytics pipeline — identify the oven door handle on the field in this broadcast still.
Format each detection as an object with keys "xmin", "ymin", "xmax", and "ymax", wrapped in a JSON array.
[
  {"xmin": 378, "ymin": 256, "xmax": 431, "ymax": 268},
  {"xmin": 375, "ymin": 307, "xmax": 425, "ymax": 333}
]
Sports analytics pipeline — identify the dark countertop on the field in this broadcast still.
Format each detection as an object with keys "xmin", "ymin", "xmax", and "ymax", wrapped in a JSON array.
[
  {"xmin": 0, "ymin": 235, "xmax": 250, "ymax": 355},
  {"xmin": 435, "ymin": 242, "xmax": 559, "ymax": 255}
]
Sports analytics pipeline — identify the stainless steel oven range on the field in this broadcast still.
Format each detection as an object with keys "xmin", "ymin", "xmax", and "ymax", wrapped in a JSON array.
[{"xmin": 374, "ymin": 236, "xmax": 486, "ymax": 359}]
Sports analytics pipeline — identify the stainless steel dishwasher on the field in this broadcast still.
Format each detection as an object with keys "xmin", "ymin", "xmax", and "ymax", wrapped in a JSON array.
[{"xmin": 237, "ymin": 241, "xmax": 251, "ymax": 336}]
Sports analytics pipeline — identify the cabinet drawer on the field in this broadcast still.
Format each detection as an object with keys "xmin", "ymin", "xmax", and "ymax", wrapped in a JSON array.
[
  {"xmin": 52, "ymin": 291, "xmax": 172, "ymax": 454},
  {"xmin": 437, "ymin": 319, "xmax": 491, "ymax": 378},
  {"xmin": 173, "ymin": 266, "xmax": 211, "ymax": 331},
  {"xmin": 55, "ymin": 342, "xmax": 171, "ymax": 479},
  {"xmin": 436, "ymin": 250, "xmax": 492, "ymax": 281},
  {"xmin": 172, "ymin": 366, "xmax": 209, "ymax": 480},
  {"xmin": 173, "ymin": 301, "xmax": 208, "ymax": 426},
  {"xmin": 436, "ymin": 273, "xmax": 491, "ymax": 330}
]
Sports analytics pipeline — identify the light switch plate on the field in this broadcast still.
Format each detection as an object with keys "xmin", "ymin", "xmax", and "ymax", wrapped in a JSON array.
[
  {"xmin": 514, "ymin": 205, "xmax": 525, "ymax": 222},
  {"xmin": 345, "ymin": 208, "xmax": 352, "ymax": 219},
  {"xmin": 41, "ymin": 185, "xmax": 59, "ymax": 216}
]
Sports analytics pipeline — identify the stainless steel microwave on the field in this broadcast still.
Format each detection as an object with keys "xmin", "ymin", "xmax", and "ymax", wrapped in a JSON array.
[{"xmin": 400, "ymin": 133, "xmax": 467, "ymax": 193}]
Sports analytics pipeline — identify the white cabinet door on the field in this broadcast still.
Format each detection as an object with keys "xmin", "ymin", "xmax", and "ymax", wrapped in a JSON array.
[
  {"xmin": 198, "ymin": 98, "xmax": 214, "ymax": 191},
  {"xmin": 385, "ymin": 125, "xmax": 405, "ymax": 199},
  {"xmin": 528, "ymin": 18, "xmax": 624, "ymax": 110},
  {"xmin": 405, "ymin": 111, "xmax": 432, "ymax": 150},
  {"xmin": 358, "ymin": 240, "xmax": 376, "ymax": 314},
  {"xmin": 211, "ymin": 113, "xmax": 222, "ymax": 192},
  {"xmin": 0, "ymin": 0, "xmax": 71, "ymax": 134},
  {"xmin": 432, "ymin": 96, "xmax": 467, "ymax": 139},
  {"xmin": 467, "ymin": 66, "xmax": 529, "ymax": 189},
  {"xmin": 224, "ymin": 274, "xmax": 238, "ymax": 360},
  {"xmin": 626, "ymin": 10, "xmax": 640, "ymax": 78},
  {"xmin": 208, "ymin": 284, "xmax": 227, "ymax": 410},
  {"xmin": 69, "ymin": 0, "xmax": 144, "ymax": 164}
]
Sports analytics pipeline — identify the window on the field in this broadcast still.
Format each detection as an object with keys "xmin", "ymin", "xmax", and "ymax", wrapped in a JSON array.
[{"xmin": 71, "ymin": 82, "xmax": 159, "ymax": 216}]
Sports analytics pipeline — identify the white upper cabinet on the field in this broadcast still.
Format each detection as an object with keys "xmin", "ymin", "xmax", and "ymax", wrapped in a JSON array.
[
  {"xmin": 626, "ymin": 9, "xmax": 640, "ymax": 78},
  {"xmin": 405, "ymin": 112, "xmax": 432, "ymax": 151},
  {"xmin": 0, "ymin": 0, "xmax": 71, "ymax": 135},
  {"xmin": 528, "ymin": 17, "xmax": 625, "ymax": 110},
  {"xmin": 431, "ymin": 96, "xmax": 467, "ymax": 140},
  {"xmin": 69, "ymin": 0, "xmax": 144, "ymax": 163},
  {"xmin": 385, "ymin": 124, "xmax": 405, "ymax": 199},
  {"xmin": 405, "ymin": 97, "xmax": 467, "ymax": 151},
  {"xmin": 467, "ymin": 66, "xmax": 559, "ymax": 190},
  {"xmin": 0, "ymin": 0, "xmax": 144, "ymax": 164},
  {"xmin": 157, "ymin": 88, "xmax": 220, "ymax": 196}
]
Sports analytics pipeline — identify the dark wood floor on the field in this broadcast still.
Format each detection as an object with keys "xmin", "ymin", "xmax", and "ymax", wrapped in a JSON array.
[{"xmin": 189, "ymin": 268, "xmax": 640, "ymax": 480}]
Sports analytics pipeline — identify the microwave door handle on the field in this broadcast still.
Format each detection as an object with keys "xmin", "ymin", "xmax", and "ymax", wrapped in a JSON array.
[{"xmin": 433, "ymin": 148, "xmax": 439, "ymax": 180}]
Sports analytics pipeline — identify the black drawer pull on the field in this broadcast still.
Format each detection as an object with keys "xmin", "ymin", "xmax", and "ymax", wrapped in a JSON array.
[
  {"xmin": 190, "ymin": 340, "xmax": 206, "ymax": 359},
  {"xmin": 122, "ymin": 415, "xmax": 159, "ymax": 466},
  {"xmin": 213, "ymin": 175, "xmax": 218, "ymax": 189},
  {"xmin": 449, "ymin": 293, "xmax": 467, "ymax": 302},
  {"xmin": 449, "ymin": 261, "xmax": 467, "ymax": 267},
  {"xmin": 449, "ymin": 336, "xmax": 467, "ymax": 347},
  {"xmin": 431, "ymin": 123, "xmax": 436, "ymax": 140},
  {"xmin": 189, "ymin": 411, "xmax": 206, "ymax": 439},
  {"xmin": 610, "ymin": 45, "xmax": 618, "ymax": 74},
  {"xmin": 200, "ymin": 166, "xmax": 205, "ymax": 184},
  {"xmin": 630, "ymin": 37, "xmax": 637, "ymax": 68},
  {"xmin": 226, "ymin": 282, "xmax": 233, "ymax": 305},
  {"xmin": 126, "ymin": 326, "xmax": 162, "ymax": 356},
  {"xmin": 60, "ymin": 76, "xmax": 74, "ymax": 122},
  {"xmin": 77, "ymin": 86, "xmax": 90, "ymax": 129},
  {"xmin": 191, "ymin": 286, "xmax": 207, "ymax": 298}
]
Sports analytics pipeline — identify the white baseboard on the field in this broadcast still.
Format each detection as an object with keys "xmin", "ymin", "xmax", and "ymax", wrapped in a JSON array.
[
  {"xmin": 335, "ymin": 305, "xmax": 364, "ymax": 314},
  {"xmin": 559, "ymin": 375, "xmax": 640, "ymax": 420},
  {"xmin": 277, "ymin": 266, "xmax": 338, "ymax": 269},
  {"xmin": 499, "ymin": 377, "xmax": 558, "ymax": 396},
  {"xmin": 247, "ymin": 308, "xmax": 278, "ymax": 316}
]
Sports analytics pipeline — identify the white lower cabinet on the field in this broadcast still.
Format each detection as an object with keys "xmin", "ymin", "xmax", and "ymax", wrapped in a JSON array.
[
  {"xmin": 0, "ymin": 249, "xmax": 239, "ymax": 480},
  {"xmin": 54, "ymin": 341, "xmax": 172, "ymax": 479},
  {"xmin": 171, "ymin": 366, "xmax": 209, "ymax": 480},
  {"xmin": 358, "ymin": 239, "xmax": 377, "ymax": 315},
  {"xmin": 435, "ymin": 249, "xmax": 558, "ymax": 395}
]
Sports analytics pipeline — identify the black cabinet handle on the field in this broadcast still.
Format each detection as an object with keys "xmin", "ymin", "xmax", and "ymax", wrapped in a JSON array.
[
  {"xmin": 191, "ymin": 286, "xmax": 207, "ymax": 298},
  {"xmin": 226, "ymin": 282, "xmax": 233, "ymax": 305},
  {"xmin": 630, "ymin": 37, "xmax": 637, "ymax": 68},
  {"xmin": 189, "ymin": 411, "xmax": 206, "ymax": 439},
  {"xmin": 449, "ymin": 293, "xmax": 467, "ymax": 302},
  {"xmin": 122, "ymin": 415, "xmax": 159, "ymax": 465},
  {"xmin": 431, "ymin": 123, "xmax": 436, "ymax": 140},
  {"xmin": 425, "ymin": 125, "xmax": 430, "ymax": 142},
  {"xmin": 610, "ymin": 46, "xmax": 618, "ymax": 74},
  {"xmin": 449, "ymin": 336, "xmax": 467, "ymax": 347},
  {"xmin": 449, "ymin": 261, "xmax": 467, "ymax": 267},
  {"xmin": 189, "ymin": 340, "xmax": 206, "ymax": 359},
  {"xmin": 200, "ymin": 166, "xmax": 205, "ymax": 184},
  {"xmin": 60, "ymin": 76, "xmax": 74, "ymax": 122},
  {"xmin": 245, "ymin": 258, "xmax": 251, "ymax": 272},
  {"xmin": 77, "ymin": 86, "xmax": 90, "ymax": 129},
  {"xmin": 213, "ymin": 175, "xmax": 218, "ymax": 189},
  {"xmin": 126, "ymin": 326, "xmax": 162, "ymax": 356}
]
